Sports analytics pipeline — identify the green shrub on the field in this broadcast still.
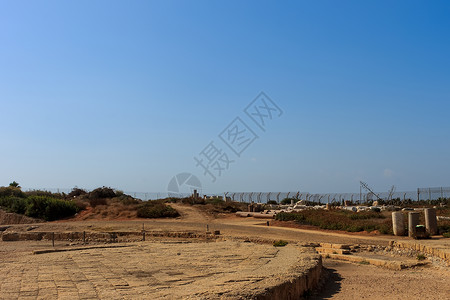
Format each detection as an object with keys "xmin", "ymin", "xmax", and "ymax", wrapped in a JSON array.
[
  {"xmin": 9, "ymin": 181, "xmax": 20, "ymax": 188},
  {"xmin": 68, "ymin": 187, "xmax": 87, "ymax": 198},
  {"xmin": 417, "ymin": 254, "xmax": 426, "ymax": 261},
  {"xmin": 137, "ymin": 201, "xmax": 179, "ymax": 218},
  {"xmin": 25, "ymin": 196, "xmax": 79, "ymax": 221},
  {"xmin": 24, "ymin": 190, "xmax": 64, "ymax": 199},
  {"xmin": 115, "ymin": 195, "xmax": 141, "ymax": 205},
  {"xmin": 205, "ymin": 198, "xmax": 224, "ymax": 205},
  {"xmin": 164, "ymin": 197, "xmax": 180, "ymax": 203},
  {"xmin": 11, "ymin": 197, "xmax": 28, "ymax": 214},
  {"xmin": 349, "ymin": 211, "xmax": 385, "ymax": 220},
  {"xmin": 0, "ymin": 195, "xmax": 79, "ymax": 221},
  {"xmin": 0, "ymin": 186, "xmax": 25, "ymax": 198},
  {"xmin": 443, "ymin": 232, "xmax": 450, "ymax": 238},
  {"xmin": 89, "ymin": 187, "xmax": 116, "ymax": 199},
  {"xmin": 280, "ymin": 198, "xmax": 292, "ymax": 205},
  {"xmin": 275, "ymin": 210, "xmax": 392, "ymax": 234},
  {"xmin": 0, "ymin": 196, "xmax": 27, "ymax": 214},
  {"xmin": 181, "ymin": 197, "xmax": 206, "ymax": 205},
  {"xmin": 273, "ymin": 240, "xmax": 288, "ymax": 247}
]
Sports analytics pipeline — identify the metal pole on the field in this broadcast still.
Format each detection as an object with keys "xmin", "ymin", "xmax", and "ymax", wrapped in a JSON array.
[{"xmin": 360, "ymin": 185, "xmax": 362, "ymax": 203}]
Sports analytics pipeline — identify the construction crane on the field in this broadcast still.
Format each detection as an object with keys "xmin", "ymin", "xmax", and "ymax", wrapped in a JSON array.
[
  {"xmin": 359, "ymin": 181, "xmax": 383, "ymax": 201},
  {"xmin": 387, "ymin": 185, "xmax": 396, "ymax": 201}
]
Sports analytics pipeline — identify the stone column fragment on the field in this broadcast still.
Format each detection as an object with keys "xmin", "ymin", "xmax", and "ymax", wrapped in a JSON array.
[
  {"xmin": 392, "ymin": 212, "xmax": 405, "ymax": 236},
  {"xmin": 424, "ymin": 208, "xmax": 438, "ymax": 235},
  {"xmin": 408, "ymin": 212, "xmax": 420, "ymax": 238}
]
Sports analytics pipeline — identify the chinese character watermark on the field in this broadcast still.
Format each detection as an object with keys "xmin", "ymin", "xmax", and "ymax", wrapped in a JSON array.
[
  {"xmin": 219, "ymin": 117, "xmax": 258, "ymax": 157},
  {"xmin": 244, "ymin": 92, "xmax": 283, "ymax": 131},
  {"xmin": 168, "ymin": 91, "xmax": 283, "ymax": 193},
  {"xmin": 194, "ymin": 91, "xmax": 282, "ymax": 183},
  {"xmin": 194, "ymin": 142, "xmax": 234, "ymax": 182}
]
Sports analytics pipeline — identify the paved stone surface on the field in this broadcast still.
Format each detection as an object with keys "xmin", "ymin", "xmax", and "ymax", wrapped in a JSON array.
[{"xmin": 0, "ymin": 240, "xmax": 318, "ymax": 299}]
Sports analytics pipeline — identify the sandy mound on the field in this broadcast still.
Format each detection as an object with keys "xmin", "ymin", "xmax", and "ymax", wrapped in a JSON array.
[{"xmin": 0, "ymin": 209, "xmax": 42, "ymax": 225}]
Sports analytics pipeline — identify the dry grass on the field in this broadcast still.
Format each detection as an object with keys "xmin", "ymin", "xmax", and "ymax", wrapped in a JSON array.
[{"xmin": 275, "ymin": 210, "xmax": 392, "ymax": 234}]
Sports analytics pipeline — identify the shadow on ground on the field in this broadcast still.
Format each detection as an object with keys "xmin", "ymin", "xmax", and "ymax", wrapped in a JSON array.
[{"xmin": 308, "ymin": 267, "xmax": 342, "ymax": 299}]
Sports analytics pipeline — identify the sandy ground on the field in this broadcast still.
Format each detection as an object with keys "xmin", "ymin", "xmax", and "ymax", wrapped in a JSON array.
[
  {"xmin": 311, "ymin": 259, "xmax": 450, "ymax": 300},
  {"xmin": 2, "ymin": 203, "xmax": 450, "ymax": 299}
]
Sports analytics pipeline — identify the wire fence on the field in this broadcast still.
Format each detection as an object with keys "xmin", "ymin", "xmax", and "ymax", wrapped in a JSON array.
[
  {"xmin": 223, "ymin": 187, "xmax": 450, "ymax": 204},
  {"xmin": 22, "ymin": 186, "xmax": 450, "ymax": 203}
]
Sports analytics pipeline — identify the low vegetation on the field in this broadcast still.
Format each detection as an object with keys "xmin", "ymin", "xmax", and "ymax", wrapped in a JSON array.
[
  {"xmin": 166, "ymin": 196, "xmax": 247, "ymax": 216},
  {"xmin": 416, "ymin": 254, "xmax": 426, "ymax": 261},
  {"xmin": 275, "ymin": 210, "xmax": 392, "ymax": 234},
  {"xmin": 0, "ymin": 193, "xmax": 79, "ymax": 221},
  {"xmin": 137, "ymin": 200, "xmax": 179, "ymax": 218},
  {"xmin": 0, "ymin": 183, "xmax": 180, "ymax": 221},
  {"xmin": 273, "ymin": 240, "xmax": 288, "ymax": 247}
]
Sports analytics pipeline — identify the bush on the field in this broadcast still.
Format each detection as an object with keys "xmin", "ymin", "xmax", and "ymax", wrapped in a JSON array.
[
  {"xmin": 0, "ymin": 195, "xmax": 79, "ymax": 221},
  {"xmin": 89, "ymin": 187, "xmax": 116, "ymax": 199},
  {"xmin": 74, "ymin": 199, "xmax": 88, "ymax": 211},
  {"xmin": 11, "ymin": 197, "xmax": 28, "ymax": 214},
  {"xmin": 25, "ymin": 196, "xmax": 80, "ymax": 221},
  {"xmin": 275, "ymin": 210, "xmax": 391, "ymax": 234},
  {"xmin": 89, "ymin": 197, "xmax": 108, "ymax": 207},
  {"xmin": 273, "ymin": 240, "xmax": 288, "ymax": 247},
  {"xmin": 280, "ymin": 198, "xmax": 292, "ymax": 205},
  {"xmin": 9, "ymin": 181, "xmax": 20, "ymax": 188},
  {"xmin": 24, "ymin": 190, "xmax": 64, "ymax": 199},
  {"xmin": 0, "ymin": 196, "xmax": 27, "ymax": 214},
  {"xmin": 164, "ymin": 197, "xmax": 180, "ymax": 203},
  {"xmin": 348, "ymin": 211, "xmax": 385, "ymax": 220},
  {"xmin": 115, "ymin": 195, "xmax": 141, "ymax": 206},
  {"xmin": 205, "ymin": 198, "xmax": 224, "ymax": 205},
  {"xmin": 417, "ymin": 254, "xmax": 426, "ymax": 261},
  {"xmin": 0, "ymin": 186, "xmax": 25, "ymax": 198},
  {"xmin": 137, "ymin": 201, "xmax": 179, "ymax": 218},
  {"xmin": 68, "ymin": 187, "xmax": 87, "ymax": 198},
  {"xmin": 181, "ymin": 197, "xmax": 206, "ymax": 205}
]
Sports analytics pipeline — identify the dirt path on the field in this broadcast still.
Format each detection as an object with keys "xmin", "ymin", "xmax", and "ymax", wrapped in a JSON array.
[
  {"xmin": 311, "ymin": 259, "xmax": 450, "ymax": 300},
  {"xmin": 168, "ymin": 203, "xmax": 213, "ymax": 223}
]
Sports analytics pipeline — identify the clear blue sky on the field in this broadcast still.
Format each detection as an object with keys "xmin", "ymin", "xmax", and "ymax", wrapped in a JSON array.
[{"xmin": 1, "ymin": 0, "xmax": 449, "ymax": 195}]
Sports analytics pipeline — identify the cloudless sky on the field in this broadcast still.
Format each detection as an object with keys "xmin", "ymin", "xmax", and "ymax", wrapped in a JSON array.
[{"xmin": 1, "ymin": 0, "xmax": 449, "ymax": 195}]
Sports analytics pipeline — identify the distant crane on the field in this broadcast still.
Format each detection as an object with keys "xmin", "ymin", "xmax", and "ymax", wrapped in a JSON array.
[
  {"xmin": 359, "ymin": 181, "xmax": 383, "ymax": 201},
  {"xmin": 387, "ymin": 185, "xmax": 396, "ymax": 201}
]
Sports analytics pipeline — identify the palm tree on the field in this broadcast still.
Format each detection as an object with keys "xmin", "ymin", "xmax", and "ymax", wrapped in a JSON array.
[{"xmin": 9, "ymin": 181, "xmax": 21, "ymax": 188}]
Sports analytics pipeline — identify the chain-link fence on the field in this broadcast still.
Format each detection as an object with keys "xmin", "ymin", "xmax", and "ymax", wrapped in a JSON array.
[
  {"xmin": 417, "ymin": 187, "xmax": 450, "ymax": 201},
  {"xmin": 23, "ymin": 186, "xmax": 450, "ymax": 202},
  {"xmin": 224, "ymin": 187, "xmax": 450, "ymax": 204}
]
